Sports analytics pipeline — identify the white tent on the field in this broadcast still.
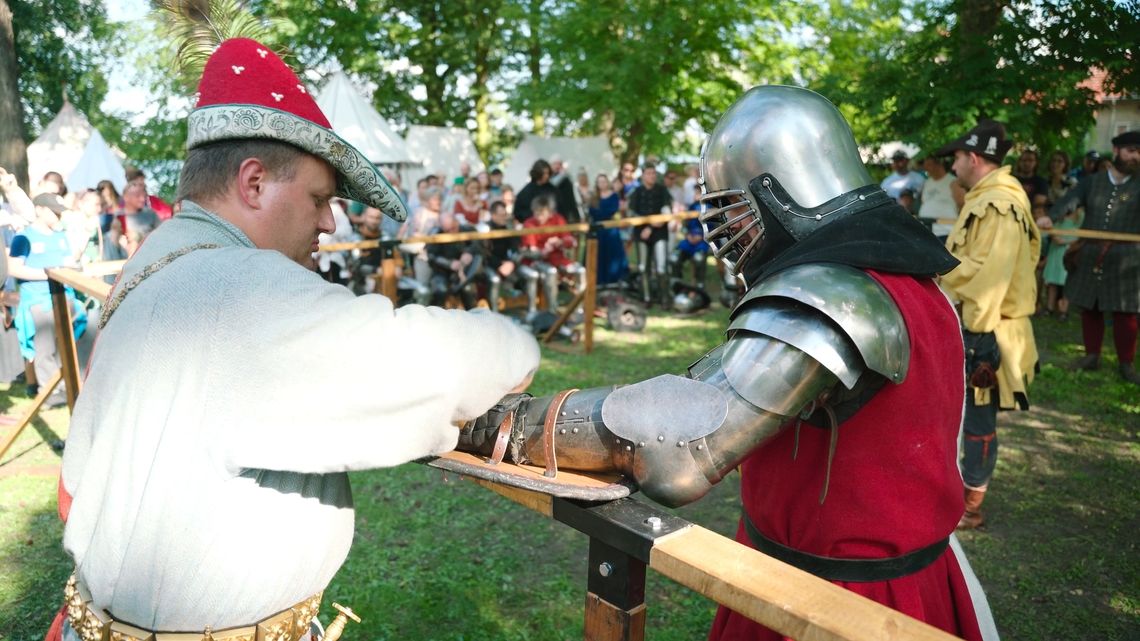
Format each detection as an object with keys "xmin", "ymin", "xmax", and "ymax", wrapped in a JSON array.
[
  {"xmin": 27, "ymin": 101, "xmax": 126, "ymax": 193},
  {"xmin": 403, "ymin": 125, "xmax": 485, "ymax": 186},
  {"xmin": 501, "ymin": 134, "xmax": 617, "ymax": 191},
  {"xmin": 68, "ymin": 129, "xmax": 127, "ymax": 193},
  {"xmin": 315, "ymin": 71, "xmax": 417, "ymax": 166}
]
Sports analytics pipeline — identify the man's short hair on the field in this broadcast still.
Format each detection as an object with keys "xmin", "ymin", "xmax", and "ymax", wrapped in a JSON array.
[
  {"xmin": 532, "ymin": 195, "xmax": 555, "ymax": 213},
  {"xmin": 123, "ymin": 182, "xmax": 147, "ymax": 197},
  {"xmin": 125, "ymin": 167, "xmax": 146, "ymax": 183},
  {"xmin": 490, "ymin": 168, "xmax": 503, "ymax": 176},
  {"xmin": 642, "ymin": 162, "xmax": 657, "ymax": 171},
  {"xmin": 489, "ymin": 200, "xmax": 506, "ymax": 213},
  {"xmin": 176, "ymin": 139, "xmax": 305, "ymax": 205}
]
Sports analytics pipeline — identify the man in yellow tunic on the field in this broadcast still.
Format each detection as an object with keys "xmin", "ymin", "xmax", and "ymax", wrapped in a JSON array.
[{"xmin": 936, "ymin": 120, "xmax": 1041, "ymax": 530}]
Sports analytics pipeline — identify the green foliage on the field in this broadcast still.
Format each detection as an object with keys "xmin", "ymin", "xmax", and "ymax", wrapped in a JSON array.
[
  {"xmin": 9, "ymin": 0, "xmax": 118, "ymax": 141},
  {"xmin": 815, "ymin": 0, "xmax": 1140, "ymax": 157},
  {"xmin": 511, "ymin": 0, "xmax": 754, "ymax": 163}
]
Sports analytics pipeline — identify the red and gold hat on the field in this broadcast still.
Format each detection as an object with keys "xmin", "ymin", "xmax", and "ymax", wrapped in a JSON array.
[{"xmin": 186, "ymin": 38, "xmax": 407, "ymax": 221}]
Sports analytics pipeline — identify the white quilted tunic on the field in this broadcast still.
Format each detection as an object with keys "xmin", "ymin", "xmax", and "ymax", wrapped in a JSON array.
[{"xmin": 61, "ymin": 201, "xmax": 540, "ymax": 630}]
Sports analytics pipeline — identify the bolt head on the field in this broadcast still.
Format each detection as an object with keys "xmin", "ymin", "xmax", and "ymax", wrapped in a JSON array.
[{"xmin": 598, "ymin": 562, "xmax": 613, "ymax": 577}]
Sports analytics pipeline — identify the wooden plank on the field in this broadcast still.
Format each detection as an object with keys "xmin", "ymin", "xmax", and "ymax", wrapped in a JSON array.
[
  {"xmin": 0, "ymin": 370, "xmax": 62, "ymax": 461},
  {"xmin": 583, "ymin": 238, "xmax": 598, "ymax": 354},
  {"xmin": 470, "ymin": 478, "xmax": 553, "ymax": 517},
  {"xmin": 932, "ymin": 218, "xmax": 1140, "ymax": 243},
  {"xmin": 46, "ymin": 267, "xmax": 113, "ymax": 303},
  {"xmin": 80, "ymin": 260, "xmax": 127, "ymax": 277},
  {"xmin": 584, "ymin": 593, "xmax": 645, "ymax": 641},
  {"xmin": 49, "ymin": 280, "xmax": 81, "ymax": 410},
  {"xmin": 542, "ymin": 289, "xmax": 587, "ymax": 344},
  {"xmin": 649, "ymin": 525, "xmax": 961, "ymax": 641}
]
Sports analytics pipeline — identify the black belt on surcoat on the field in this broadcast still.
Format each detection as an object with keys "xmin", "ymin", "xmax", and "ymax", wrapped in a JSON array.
[{"xmin": 742, "ymin": 511, "xmax": 949, "ymax": 583}]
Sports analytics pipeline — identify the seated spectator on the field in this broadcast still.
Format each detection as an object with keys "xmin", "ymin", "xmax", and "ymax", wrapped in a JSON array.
[
  {"xmin": 399, "ymin": 187, "xmax": 443, "ymax": 295},
  {"xmin": 112, "ymin": 182, "xmax": 161, "ymax": 258},
  {"xmin": 453, "ymin": 177, "xmax": 487, "ymax": 226},
  {"xmin": 125, "ymin": 167, "xmax": 174, "ymax": 220},
  {"xmin": 671, "ymin": 214, "xmax": 709, "ymax": 286},
  {"xmin": 4, "ymin": 189, "xmax": 87, "ymax": 406},
  {"xmin": 426, "ymin": 210, "xmax": 482, "ymax": 309},
  {"xmin": 485, "ymin": 200, "xmax": 540, "ymax": 315},
  {"xmin": 521, "ymin": 195, "xmax": 584, "ymax": 313}
]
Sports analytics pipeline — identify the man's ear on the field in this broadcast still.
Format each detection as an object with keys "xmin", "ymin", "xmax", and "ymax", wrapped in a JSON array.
[{"xmin": 236, "ymin": 158, "xmax": 270, "ymax": 210}]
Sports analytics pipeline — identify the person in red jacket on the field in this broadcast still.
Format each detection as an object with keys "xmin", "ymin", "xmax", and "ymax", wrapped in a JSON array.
[{"xmin": 520, "ymin": 195, "xmax": 584, "ymax": 313}]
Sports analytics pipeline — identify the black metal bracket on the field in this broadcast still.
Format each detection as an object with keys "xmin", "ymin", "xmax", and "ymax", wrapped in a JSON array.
[{"xmin": 552, "ymin": 497, "xmax": 690, "ymax": 564}]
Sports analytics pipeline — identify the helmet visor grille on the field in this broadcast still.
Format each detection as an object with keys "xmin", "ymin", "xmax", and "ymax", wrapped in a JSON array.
[{"xmin": 699, "ymin": 189, "xmax": 761, "ymax": 268}]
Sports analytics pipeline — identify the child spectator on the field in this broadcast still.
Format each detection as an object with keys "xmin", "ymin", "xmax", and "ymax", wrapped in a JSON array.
[
  {"xmin": 1041, "ymin": 196, "xmax": 1081, "ymax": 321},
  {"xmin": 672, "ymin": 208, "xmax": 710, "ymax": 286}
]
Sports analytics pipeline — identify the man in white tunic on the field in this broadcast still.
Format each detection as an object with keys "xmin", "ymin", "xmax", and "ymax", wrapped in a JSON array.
[{"xmin": 54, "ymin": 38, "xmax": 539, "ymax": 641}]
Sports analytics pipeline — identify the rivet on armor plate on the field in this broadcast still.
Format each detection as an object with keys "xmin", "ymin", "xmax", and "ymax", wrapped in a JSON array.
[
  {"xmin": 657, "ymin": 435, "xmax": 665, "ymax": 442},
  {"xmin": 859, "ymin": 194, "xmax": 866, "ymax": 200},
  {"xmin": 697, "ymin": 444, "xmax": 704, "ymax": 451},
  {"xmin": 574, "ymin": 409, "xmax": 580, "ymax": 415},
  {"xmin": 559, "ymin": 428, "xmax": 567, "ymax": 435},
  {"xmin": 783, "ymin": 204, "xmax": 790, "ymax": 211},
  {"xmin": 638, "ymin": 441, "xmax": 646, "ymax": 448},
  {"xmin": 815, "ymin": 214, "xmax": 822, "ymax": 220},
  {"xmin": 762, "ymin": 178, "xmax": 771, "ymax": 187},
  {"xmin": 677, "ymin": 440, "xmax": 685, "ymax": 447},
  {"xmin": 561, "ymin": 411, "xmax": 567, "ymax": 416},
  {"xmin": 624, "ymin": 445, "xmax": 632, "ymax": 451},
  {"xmin": 572, "ymin": 427, "xmax": 580, "ymax": 434}
]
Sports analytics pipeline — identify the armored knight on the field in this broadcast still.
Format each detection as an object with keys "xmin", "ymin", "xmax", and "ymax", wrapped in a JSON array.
[{"xmin": 454, "ymin": 86, "xmax": 997, "ymax": 640}]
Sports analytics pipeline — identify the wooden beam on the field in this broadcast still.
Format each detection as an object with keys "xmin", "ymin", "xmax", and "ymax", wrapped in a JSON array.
[
  {"xmin": 649, "ymin": 525, "xmax": 962, "ymax": 641},
  {"xmin": 49, "ymin": 279, "xmax": 81, "ymax": 410},
  {"xmin": 583, "ymin": 237, "xmax": 598, "ymax": 354},
  {"xmin": 46, "ymin": 267, "xmax": 112, "ymax": 303},
  {"xmin": 0, "ymin": 370, "xmax": 62, "ymax": 461}
]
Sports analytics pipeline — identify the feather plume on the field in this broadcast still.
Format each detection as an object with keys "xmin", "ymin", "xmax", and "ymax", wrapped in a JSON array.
[{"xmin": 154, "ymin": 0, "xmax": 285, "ymax": 91}]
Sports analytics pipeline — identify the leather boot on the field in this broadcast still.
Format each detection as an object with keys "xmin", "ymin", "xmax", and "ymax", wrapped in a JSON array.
[
  {"xmin": 957, "ymin": 486, "xmax": 987, "ymax": 530},
  {"xmin": 1119, "ymin": 363, "xmax": 1140, "ymax": 385},
  {"xmin": 1070, "ymin": 353, "xmax": 1100, "ymax": 371}
]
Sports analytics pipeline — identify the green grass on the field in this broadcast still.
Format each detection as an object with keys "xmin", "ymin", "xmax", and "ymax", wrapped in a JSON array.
[{"xmin": 1, "ymin": 305, "xmax": 1138, "ymax": 640}]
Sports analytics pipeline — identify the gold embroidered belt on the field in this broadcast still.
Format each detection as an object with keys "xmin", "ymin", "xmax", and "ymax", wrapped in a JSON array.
[{"xmin": 64, "ymin": 575, "xmax": 322, "ymax": 641}]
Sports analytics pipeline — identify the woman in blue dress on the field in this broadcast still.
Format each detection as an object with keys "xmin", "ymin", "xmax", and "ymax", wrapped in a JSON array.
[{"xmin": 587, "ymin": 174, "xmax": 629, "ymax": 285}]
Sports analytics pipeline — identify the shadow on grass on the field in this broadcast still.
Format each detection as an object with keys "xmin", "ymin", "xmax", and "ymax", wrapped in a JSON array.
[{"xmin": 0, "ymin": 477, "xmax": 70, "ymax": 641}]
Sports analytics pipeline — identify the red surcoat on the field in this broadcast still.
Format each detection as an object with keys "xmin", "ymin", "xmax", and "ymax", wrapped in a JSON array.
[{"xmin": 709, "ymin": 270, "xmax": 984, "ymax": 641}]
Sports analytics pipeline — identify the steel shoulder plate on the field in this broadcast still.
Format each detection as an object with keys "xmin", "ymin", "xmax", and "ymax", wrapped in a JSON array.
[{"xmin": 731, "ymin": 263, "xmax": 909, "ymax": 383}]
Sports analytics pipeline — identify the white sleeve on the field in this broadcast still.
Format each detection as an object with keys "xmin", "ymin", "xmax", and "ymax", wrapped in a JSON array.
[{"xmin": 215, "ymin": 252, "xmax": 540, "ymax": 474}]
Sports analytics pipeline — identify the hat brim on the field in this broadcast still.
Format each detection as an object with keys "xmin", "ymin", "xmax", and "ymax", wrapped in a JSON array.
[{"xmin": 187, "ymin": 105, "xmax": 408, "ymax": 222}]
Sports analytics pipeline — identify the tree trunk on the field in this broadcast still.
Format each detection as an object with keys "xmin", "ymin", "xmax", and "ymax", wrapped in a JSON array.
[
  {"xmin": 958, "ymin": 0, "xmax": 1008, "ymax": 62},
  {"xmin": 526, "ymin": 2, "xmax": 544, "ymax": 136},
  {"xmin": 0, "ymin": 0, "xmax": 28, "ymax": 190}
]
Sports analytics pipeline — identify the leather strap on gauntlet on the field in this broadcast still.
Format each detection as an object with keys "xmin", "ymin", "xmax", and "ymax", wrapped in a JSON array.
[{"xmin": 457, "ymin": 393, "xmax": 532, "ymax": 460}]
